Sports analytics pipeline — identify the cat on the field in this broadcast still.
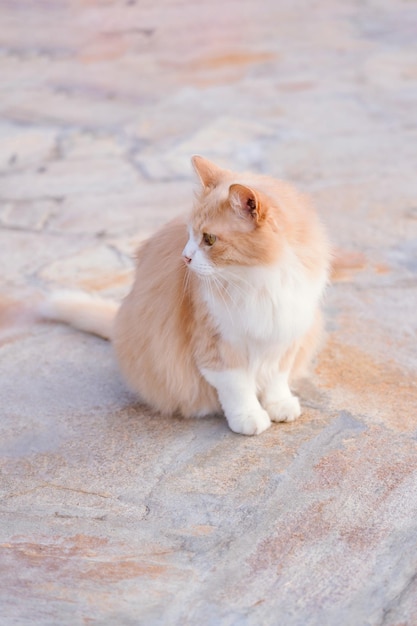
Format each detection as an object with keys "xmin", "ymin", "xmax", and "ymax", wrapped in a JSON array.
[{"xmin": 40, "ymin": 156, "xmax": 331, "ymax": 435}]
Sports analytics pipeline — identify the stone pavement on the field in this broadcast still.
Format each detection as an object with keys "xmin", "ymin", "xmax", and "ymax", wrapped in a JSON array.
[{"xmin": 1, "ymin": 0, "xmax": 417, "ymax": 624}]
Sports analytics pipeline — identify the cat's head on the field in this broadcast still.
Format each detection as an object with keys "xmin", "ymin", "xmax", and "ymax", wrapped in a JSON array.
[{"xmin": 182, "ymin": 156, "xmax": 282, "ymax": 277}]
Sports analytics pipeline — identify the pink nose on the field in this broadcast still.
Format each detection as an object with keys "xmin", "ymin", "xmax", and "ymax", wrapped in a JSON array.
[{"xmin": 183, "ymin": 255, "xmax": 192, "ymax": 265}]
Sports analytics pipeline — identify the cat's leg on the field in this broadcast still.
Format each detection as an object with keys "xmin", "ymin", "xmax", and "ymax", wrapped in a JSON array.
[
  {"xmin": 200, "ymin": 368, "xmax": 271, "ymax": 435},
  {"xmin": 260, "ymin": 368, "xmax": 301, "ymax": 423},
  {"xmin": 262, "ymin": 312, "xmax": 323, "ymax": 422}
]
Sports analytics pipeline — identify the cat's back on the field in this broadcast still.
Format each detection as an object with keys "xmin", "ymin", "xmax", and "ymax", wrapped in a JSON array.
[
  {"xmin": 112, "ymin": 217, "xmax": 218, "ymax": 416},
  {"xmin": 115, "ymin": 216, "xmax": 190, "ymax": 336},
  {"xmin": 134, "ymin": 216, "xmax": 188, "ymax": 287}
]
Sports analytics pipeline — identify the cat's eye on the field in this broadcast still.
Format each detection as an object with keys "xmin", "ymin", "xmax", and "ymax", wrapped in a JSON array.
[{"xmin": 203, "ymin": 233, "xmax": 217, "ymax": 246}]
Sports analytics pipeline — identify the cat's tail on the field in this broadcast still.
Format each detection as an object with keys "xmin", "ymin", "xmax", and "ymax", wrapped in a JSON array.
[{"xmin": 38, "ymin": 290, "xmax": 119, "ymax": 340}]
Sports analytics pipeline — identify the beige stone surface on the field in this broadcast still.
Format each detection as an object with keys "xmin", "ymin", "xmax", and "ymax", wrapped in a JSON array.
[{"xmin": 1, "ymin": 1, "xmax": 417, "ymax": 624}]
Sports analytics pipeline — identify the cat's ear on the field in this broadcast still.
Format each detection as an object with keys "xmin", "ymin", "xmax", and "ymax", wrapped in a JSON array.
[
  {"xmin": 229, "ymin": 184, "xmax": 263, "ymax": 224},
  {"xmin": 192, "ymin": 155, "xmax": 224, "ymax": 188}
]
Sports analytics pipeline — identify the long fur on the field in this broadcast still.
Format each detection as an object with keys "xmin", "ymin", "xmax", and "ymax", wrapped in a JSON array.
[
  {"xmin": 39, "ymin": 156, "xmax": 331, "ymax": 435},
  {"xmin": 39, "ymin": 290, "xmax": 118, "ymax": 340}
]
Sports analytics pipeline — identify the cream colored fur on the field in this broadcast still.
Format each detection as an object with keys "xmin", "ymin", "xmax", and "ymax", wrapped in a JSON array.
[
  {"xmin": 40, "ymin": 156, "xmax": 331, "ymax": 435},
  {"xmin": 39, "ymin": 290, "xmax": 117, "ymax": 339}
]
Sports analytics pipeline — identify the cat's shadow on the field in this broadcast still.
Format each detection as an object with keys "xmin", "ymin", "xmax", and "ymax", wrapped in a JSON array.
[{"xmin": 113, "ymin": 397, "xmax": 227, "ymax": 438}]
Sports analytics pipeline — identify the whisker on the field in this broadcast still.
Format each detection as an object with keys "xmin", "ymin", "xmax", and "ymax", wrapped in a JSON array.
[
  {"xmin": 223, "ymin": 279, "xmax": 246, "ymax": 304},
  {"xmin": 226, "ymin": 271, "xmax": 257, "ymax": 295},
  {"xmin": 216, "ymin": 277, "xmax": 240, "ymax": 310},
  {"xmin": 211, "ymin": 274, "xmax": 235, "ymax": 326},
  {"xmin": 179, "ymin": 267, "xmax": 191, "ymax": 307}
]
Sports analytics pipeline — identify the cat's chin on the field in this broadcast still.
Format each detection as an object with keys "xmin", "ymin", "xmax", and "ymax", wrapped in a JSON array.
[{"xmin": 187, "ymin": 266, "xmax": 215, "ymax": 278}]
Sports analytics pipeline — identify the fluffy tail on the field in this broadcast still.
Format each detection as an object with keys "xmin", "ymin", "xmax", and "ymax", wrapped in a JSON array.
[{"xmin": 38, "ymin": 290, "xmax": 119, "ymax": 340}]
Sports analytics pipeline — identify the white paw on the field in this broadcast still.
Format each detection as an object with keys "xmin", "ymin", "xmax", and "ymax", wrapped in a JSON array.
[
  {"xmin": 226, "ymin": 407, "xmax": 271, "ymax": 436},
  {"xmin": 265, "ymin": 395, "xmax": 301, "ymax": 423}
]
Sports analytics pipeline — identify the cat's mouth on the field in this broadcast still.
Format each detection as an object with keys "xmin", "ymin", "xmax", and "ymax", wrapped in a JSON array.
[{"xmin": 182, "ymin": 251, "xmax": 216, "ymax": 277}]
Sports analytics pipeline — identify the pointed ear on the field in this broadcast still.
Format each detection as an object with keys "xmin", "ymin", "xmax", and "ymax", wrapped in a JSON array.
[
  {"xmin": 192, "ymin": 155, "xmax": 224, "ymax": 188},
  {"xmin": 229, "ymin": 184, "xmax": 262, "ymax": 223}
]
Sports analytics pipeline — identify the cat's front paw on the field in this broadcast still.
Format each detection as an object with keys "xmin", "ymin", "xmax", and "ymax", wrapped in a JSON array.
[
  {"xmin": 265, "ymin": 395, "xmax": 301, "ymax": 423},
  {"xmin": 226, "ymin": 407, "xmax": 271, "ymax": 436}
]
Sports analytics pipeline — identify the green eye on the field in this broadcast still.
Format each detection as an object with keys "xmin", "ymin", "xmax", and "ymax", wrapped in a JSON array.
[{"xmin": 203, "ymin": 233, "xmax": 217, "ymax": 246}]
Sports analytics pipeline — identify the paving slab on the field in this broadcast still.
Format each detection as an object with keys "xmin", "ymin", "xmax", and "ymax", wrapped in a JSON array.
[{"xmin": 1, "ymin": 1, "xmax": 417, "ymax": 625}]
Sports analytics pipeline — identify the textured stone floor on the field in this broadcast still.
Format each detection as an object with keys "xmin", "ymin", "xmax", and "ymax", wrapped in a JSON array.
[{"xmin": 1, "ymin": 1, "xmax": 417, "ymax": 624}]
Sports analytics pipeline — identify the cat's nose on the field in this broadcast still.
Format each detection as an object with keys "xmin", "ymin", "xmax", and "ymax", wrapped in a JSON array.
[{"xmin": 183, "ymin": 255, "xmax": 192, "ymax": 265}]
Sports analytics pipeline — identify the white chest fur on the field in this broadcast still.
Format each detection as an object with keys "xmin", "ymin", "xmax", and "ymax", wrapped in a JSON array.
[{"xmin": 201, "ymin": 255, "xmax": 326, "ymax": 353}]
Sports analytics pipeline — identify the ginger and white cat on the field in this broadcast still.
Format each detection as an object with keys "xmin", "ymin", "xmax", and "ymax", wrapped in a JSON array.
[{"xmin": 41, "ymin": 156, "xmax": 331, "ymax": 435}]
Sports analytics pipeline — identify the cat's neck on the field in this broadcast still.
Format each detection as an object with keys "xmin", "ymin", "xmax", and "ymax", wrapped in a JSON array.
[{"xmin": 194, "ymin": 254, "xmax": 326, "ymax": 349}]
